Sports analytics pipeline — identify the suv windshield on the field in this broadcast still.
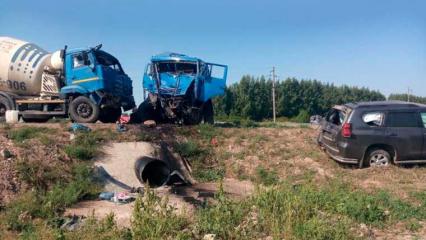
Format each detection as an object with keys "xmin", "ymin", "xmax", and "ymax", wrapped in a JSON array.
[{"xmin": 156, "ymin": 62, "xmax": 197, "ymax": 75}]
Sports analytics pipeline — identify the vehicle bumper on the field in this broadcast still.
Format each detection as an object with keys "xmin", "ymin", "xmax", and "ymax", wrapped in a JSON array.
[{"xmin": 321, "ymin": 140, "xmax": 359, "ymax": 164}]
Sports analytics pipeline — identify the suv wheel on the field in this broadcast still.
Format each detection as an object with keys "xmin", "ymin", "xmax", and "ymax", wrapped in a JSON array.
[{"xmin": 365, "ymin": 149, "xmax": 391, "ymax": 167}]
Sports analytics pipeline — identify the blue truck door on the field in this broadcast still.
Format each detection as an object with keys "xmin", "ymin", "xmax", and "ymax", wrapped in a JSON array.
[
  {"xmin": 202, "ymin": 63, "xmax": 227, "ymax": 101},
  {"xmin": 143, "ymin": 63, "xmax": 157, "ymax": 93},
  {"xmin": 68, "ymin": 52, "xmax": 99, "ymax": 87}
]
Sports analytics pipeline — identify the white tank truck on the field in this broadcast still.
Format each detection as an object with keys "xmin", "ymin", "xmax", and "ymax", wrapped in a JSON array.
[{"xmin": 0, "ymin": 37, "xmax": 135, "ymax": 122}]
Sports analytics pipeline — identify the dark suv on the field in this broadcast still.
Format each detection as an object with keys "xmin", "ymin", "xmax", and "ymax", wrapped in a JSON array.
[{"xmin": 317, "ymin": 101, "xmax": 426, "ymax": 167}]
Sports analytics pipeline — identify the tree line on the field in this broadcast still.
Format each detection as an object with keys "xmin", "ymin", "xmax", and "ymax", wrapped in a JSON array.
[
  {"xmin": 388, "ymin": 93, "xmax": 426, "ymax": 104},
  {"xmin": 213, "ymin": 75, "xmax": 386, "ymax": 121}
]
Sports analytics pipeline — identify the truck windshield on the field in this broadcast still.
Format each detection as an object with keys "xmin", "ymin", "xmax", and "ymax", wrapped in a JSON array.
[
  {"xmin": 156, "ymin": 62, "xmax": 197, "ymax": 75},
  {"xmin": 94, "ymin": 51, "xmax": 124, "ymax": 73}
]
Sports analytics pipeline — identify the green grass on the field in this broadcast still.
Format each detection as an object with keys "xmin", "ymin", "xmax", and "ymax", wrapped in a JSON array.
[
  {"xmin": 174, "ymin": 140, "xmax": 207, "ymax": 159},
  {"xmin": 131, "ymin": 186, "xmax": 190, "ymax": 240},
  {"xmin": 65, "ymin": 130, "xmax": 113, "ymax": 160},
  {"xmin": 4, "ymin": 163, "xmax": 100, "ymax": 232},
  {"xmin": 8, "ymin": 127, "xmax": 53, "ymax": 143},
  {"xmin": 255, "ymin": 167, "xmax": 279, "ymax": 186},
  {"xmin": 174, "ymin": 140, "xmax": 224, "ymax": 182}
]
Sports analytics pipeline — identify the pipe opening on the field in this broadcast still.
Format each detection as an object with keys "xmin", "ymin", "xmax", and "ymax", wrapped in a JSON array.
[{"xmin": 135, "ymin": 157, "xmax": 170, "ymax": 187}]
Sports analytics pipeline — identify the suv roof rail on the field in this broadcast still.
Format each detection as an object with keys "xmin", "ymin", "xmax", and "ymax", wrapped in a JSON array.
[{"xmin": 345, "ymin": 101, "xmax": 426, "ymax": 108}]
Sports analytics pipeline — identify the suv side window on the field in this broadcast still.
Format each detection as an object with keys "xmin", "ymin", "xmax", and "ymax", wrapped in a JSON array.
[
  {"xmin": 386, "ymin": 112, "xmax": 420, "ymax": 128},
  {"xmin": 421, "ymin": 112, "xmax": 426, "ymax": 128},
  {"xmin": 362, "ymin": 112, "xmax": 383, "ymax": 127}
]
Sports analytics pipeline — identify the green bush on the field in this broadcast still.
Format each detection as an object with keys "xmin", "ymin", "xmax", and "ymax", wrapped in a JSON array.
[
  {"xmin": 174, "ymin": 141, "xmax": 206, "ymax": 158},
  {"xmin": 194, "ymin": 168, "xmax": 225, "ymax": 182},
  {"xmin": 15, "ymin": 159, "xmax": 64, "ymax": 191},
  {"xmin": 255, "ymin": 167, "xmax": 279, "ymax": 186},
  {"xmin": 42, "ymin": 164, "xmax": 100, "ymax": 216},
  {"xmin": 4, "ymin": 164, "xmax": 100, "ymax": 231},
  {"xmin": 65, "ymin": 214, "xmax": 132, "ymax": 240},
  {"xmin": 65, "ymin": 130, "xmax": 109, "ymax": 160},
  {"xmin": 196, "ymin": 185, "xmax": 249, "ymax": 239},
  {"xmin": 291, "ymin": 109, "xmax": 310, "ymax": 123},
  {"xmin": 131, "ymin": 187, "xmax": 189, "ymax": 240}
]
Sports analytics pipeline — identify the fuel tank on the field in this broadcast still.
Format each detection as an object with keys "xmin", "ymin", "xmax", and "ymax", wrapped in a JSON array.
[{"xmin": 0, "ymin": 36, "xmax": 63, "ymax": 96}]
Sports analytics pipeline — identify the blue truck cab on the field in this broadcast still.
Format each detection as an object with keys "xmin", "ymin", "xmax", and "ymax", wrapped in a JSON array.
[
  {"xmin": 133, "ymin": 52, "xmax": 227, "ymax": 124},
  {"xmin": 61, "ymin": 45, "xmax": 135, "ymax": 123}
]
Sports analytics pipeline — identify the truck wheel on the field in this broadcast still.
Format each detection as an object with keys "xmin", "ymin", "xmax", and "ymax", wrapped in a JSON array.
[
  {"xmin": 99, "ymin": 107, "xmax": 122, "ymax": 123},
  {"xmin": 0, "ymin": 96, "xmax": 12, "ymax": 122},
  {"xmin": 203, "ymin": 99, "xmax": 214, "ymax": 124},
  {"xmin": 69, "ymin": 96, "xmax": 100, "ymax": 123},
  {"xmin": 364, "ymin": 149, "xmax": 391, "ymax": 167}
]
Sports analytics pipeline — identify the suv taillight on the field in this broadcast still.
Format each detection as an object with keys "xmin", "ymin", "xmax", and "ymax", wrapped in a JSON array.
[{"xmin": 342, "ymin": 123, "xmax": 352, "ymax": 138}]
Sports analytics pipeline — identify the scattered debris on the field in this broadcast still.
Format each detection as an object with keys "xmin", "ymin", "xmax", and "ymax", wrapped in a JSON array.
[
  {"xmin": 310, "ymin": 115, "xmax": 322, "ymax": 125},
  {"xmin": 116, "ymin": 122, "xmax": 127, "ymax": 132},
  {"xmin": 60, "ymin": 215, "xmax": 84, "ymax": 231},
  {"xmin": 203, "ymin": 234, "xmax": 216, "ymax": 240},
  {"xmin": 119, "ymin": 114, "xmax": 131, "ymax": 124},
  {"xmin": 0, "ymin": 148, "xmax": 12, "ymax": 159},
  {"xmin": 69, "ymin": 123, "xmax": 91, "ymax": 133},
  {"xmin": 112, "ymin": 192, "xmax": 135, "ymax": 204},
  {"xmin": 99, "ymin": 191, "xmax": 115, "ymax": 201},
  {"xmin": 211, "ymin": 137, "xmax": 218, "ymax": 146},
  {"xmin": 99, "ymin": 191, "xmax": 136, "ymax": 204},
  {"xmin": 143, "ymin": 120, "xmax": 156, "ymax": 128}
]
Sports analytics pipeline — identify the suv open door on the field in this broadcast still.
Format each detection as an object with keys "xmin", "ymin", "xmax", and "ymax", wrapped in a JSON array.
[{"xmin": 319, "ymin": 106, "xmax": 348, "ymax": 150}]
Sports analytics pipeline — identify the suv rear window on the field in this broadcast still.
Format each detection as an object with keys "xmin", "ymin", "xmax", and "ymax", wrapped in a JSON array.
[
  {"xmin": 386, "ymin": 112, "xmax": 420, "ymax": 128},
  {"xmin": 326, "ymin": 109, "xmax": 345, "ymax": 126},
  {"xmin": 421, "ymin": 113, "xmax": 426, "ymax": 128},
  {"xmin": 362, "ymin": 112, "xmax": 383, "ymax": 127}
]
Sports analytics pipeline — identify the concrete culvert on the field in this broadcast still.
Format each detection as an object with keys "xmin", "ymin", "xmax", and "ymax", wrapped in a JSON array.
[{"xmin": 135, "ymin": 156, "xmax": 170, "ymax": 187}]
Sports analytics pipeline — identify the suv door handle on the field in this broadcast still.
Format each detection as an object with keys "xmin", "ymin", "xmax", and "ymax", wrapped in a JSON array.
[{"xmin": 388, "ymin": 133, "xmax": 398, "ymax": 137}]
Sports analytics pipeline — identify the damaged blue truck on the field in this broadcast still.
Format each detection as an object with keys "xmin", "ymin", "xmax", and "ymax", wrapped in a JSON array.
[{"xmin": 132, "ymin": 53, "xmax": 228, "ymax": 124}]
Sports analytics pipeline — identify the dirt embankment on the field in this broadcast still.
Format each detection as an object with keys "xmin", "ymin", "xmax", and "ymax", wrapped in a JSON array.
[{"xmin": 1, "ymin": 123, "xmax": 426, "ymax": 238}]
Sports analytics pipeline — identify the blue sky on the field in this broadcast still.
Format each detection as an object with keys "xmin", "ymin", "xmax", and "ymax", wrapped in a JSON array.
[{"xmin": 1, "ymin": 0, "xmax": 425, "ymax": 104}]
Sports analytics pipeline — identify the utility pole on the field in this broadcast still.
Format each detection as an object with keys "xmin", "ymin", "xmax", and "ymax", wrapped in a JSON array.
[
  {"xmin": 407, "ymin": 87, "xmax": 411, "ymax": 102},
  {"xmin": 271, "ymin": 67, "xmax": 277, "ymax": 123}
]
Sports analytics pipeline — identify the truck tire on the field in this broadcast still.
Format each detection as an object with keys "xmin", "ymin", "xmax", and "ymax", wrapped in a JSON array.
[
  {"xmin": 0, "ymin": 96, "xmax": 12, "ymax": 122},
  {"xmin": 99, "ymin": 107, "xmax": 122, "ymax": 123},
  {"xmin": 202, "ymin": 99, "xmax": 214, "ymax": 124},
  {"xmin": 69, "ymin": 96, "xmax": 100, "ymax": 123}
]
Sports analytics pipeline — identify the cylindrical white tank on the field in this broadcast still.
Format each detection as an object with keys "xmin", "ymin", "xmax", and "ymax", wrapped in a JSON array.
[{"xmin": 0, "ymin": 36, "xmax": 63, "ymax": 96}]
